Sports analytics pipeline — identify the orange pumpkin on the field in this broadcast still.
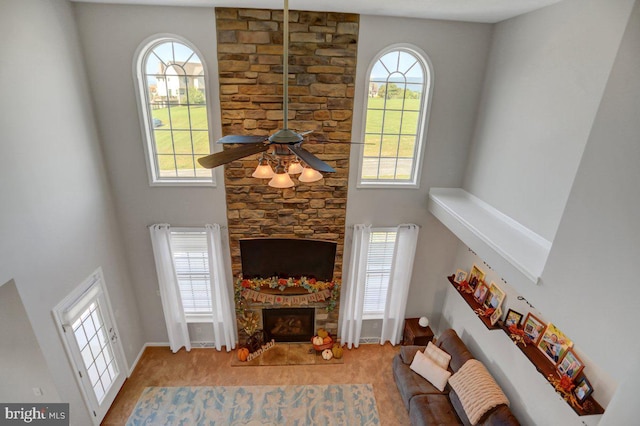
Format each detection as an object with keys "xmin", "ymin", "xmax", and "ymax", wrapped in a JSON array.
[
  {"xmin": 237, "ymin": 347, "xmax": 249, "ymax": 362},
  {"xmin": 323, "ymin": 336, "xmax": 332, "ymax": 344}
]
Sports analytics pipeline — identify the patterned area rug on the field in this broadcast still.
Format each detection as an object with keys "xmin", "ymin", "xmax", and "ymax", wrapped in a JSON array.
[{"xmin": 126, "ymin": 384, "xmax": 380, "ymax": 425}]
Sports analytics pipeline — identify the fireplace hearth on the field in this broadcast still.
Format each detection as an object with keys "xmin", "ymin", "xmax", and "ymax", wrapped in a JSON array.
[{"xmin": 263, "ymin": 308, "xmax": 315, "ymax": 343}]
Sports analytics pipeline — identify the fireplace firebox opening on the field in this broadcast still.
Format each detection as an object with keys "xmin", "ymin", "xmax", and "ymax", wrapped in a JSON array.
[{"xmin": 262, "ymin": 308, "xmax": 315, "ymax": 343}]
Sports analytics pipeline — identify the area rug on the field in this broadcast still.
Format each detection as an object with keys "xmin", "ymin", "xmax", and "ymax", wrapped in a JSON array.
[
  {"xmin": 230, "ymin": 343, "xmax": 345, "ymax": 367},
  {"xmin": 126, "ymin": 384, "xmax": 379, "ymax": 425}
]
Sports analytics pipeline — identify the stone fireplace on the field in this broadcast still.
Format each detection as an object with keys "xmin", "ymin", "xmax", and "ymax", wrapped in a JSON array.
[{"xmin": 215, "ymin": 8, "xmax": 359, "ymax": 343}]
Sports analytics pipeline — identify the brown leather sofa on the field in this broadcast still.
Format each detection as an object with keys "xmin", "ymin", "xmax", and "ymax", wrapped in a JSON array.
[{"xmin": 393, "ymin": 329, "xmax": 520, "ymax": 426}]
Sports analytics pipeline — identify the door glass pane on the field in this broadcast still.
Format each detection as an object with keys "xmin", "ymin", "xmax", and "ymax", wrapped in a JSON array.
[{"xmin": 71, "ymin": 302, "xmax": 118, "ymax": 404}]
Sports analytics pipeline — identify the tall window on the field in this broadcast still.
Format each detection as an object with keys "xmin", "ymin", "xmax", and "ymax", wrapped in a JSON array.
[
  {"xmin": 363, "ymin": 229, "xmax": 397, "ymax": 318},
  {"xmin": 136, "ymin": 37, "xmax": 213, "ymax": 185},
  {"xmin": 360, "ymin": 47, "xmax": 431, "ymax": 187},
  {"xmin": 170, "ymin": 230, "xmax": 213, "ymax": 319}
]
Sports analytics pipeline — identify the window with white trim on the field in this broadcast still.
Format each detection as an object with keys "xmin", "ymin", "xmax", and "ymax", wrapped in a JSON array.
[
  {"xmin": 363, "ymin": 229, "xmax": 397, "ymax": 318},
  {"xmin": 170, "ymin": 230, "xmax": 213, "ymax": 320},
  {"xmin": 136, "ymin": 37, "xmax": 214, "ymax": 185},
  {"xmin": 359, "ymin": 47, "xmax": 431, "ymax": 188}
]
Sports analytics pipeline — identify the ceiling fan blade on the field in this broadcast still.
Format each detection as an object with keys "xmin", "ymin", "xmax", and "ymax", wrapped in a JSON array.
[
  {"xmin": 288, "ymin": 145, "xmax": 336, "ymax": 173},
  {"xmin": 198, "ymin": 143, "xmax": 269, "ymax": 169},
  {"xmin": 305, "ymin": 140, "xmax": 367, "ymax": 144},
  {"xmin": 217, "ymin": 135, "xmax": 269, "ymax": 144}
]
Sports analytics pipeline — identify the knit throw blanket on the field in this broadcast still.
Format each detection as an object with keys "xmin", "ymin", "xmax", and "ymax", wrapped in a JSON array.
[{"xmin": 448, "ymin": 359, "xmax": 509, "ymax": 425}]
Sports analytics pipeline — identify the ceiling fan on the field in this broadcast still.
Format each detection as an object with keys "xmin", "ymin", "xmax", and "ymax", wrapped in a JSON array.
[{"xmin": 197, "ymin": 0, "xmax": 335, "ymax": 188}]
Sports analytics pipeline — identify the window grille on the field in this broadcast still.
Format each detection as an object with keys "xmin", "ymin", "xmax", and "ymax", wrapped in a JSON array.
[
  {"xmin": 360, "ymin": 47, "xmax": 431, "ymax": 187},
  {"xmin": 137, "ymin": 38, "xmax": 213, "ymax": 185}
]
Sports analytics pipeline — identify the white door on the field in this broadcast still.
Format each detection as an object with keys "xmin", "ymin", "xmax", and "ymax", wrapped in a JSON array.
[{"xmin": 54, "ymin": 268, "xmax": 127, "ymax": 424}]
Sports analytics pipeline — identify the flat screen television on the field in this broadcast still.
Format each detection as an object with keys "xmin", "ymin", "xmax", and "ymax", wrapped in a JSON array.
[{"xmin": 239, "ymin": 238, "xmax": 336, "ymax": 281}]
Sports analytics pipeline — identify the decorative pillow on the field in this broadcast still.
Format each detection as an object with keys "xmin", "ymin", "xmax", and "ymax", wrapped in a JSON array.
[
  {"xmin": 410, "ymin": 350, "xmax": 452, "ymax": 392},
  {"xmin": 448, "ymin": 359, "xmax": 509, "ymax": 425},
  {"xmin": 424, "ymin": 341, "xmax": 452, "ymax": 370}
]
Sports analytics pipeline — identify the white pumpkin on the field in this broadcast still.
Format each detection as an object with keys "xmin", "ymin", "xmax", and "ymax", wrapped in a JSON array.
[
  {"xmin": 312, "ymin": 336, "xmax": 324, "ymax": 346},
  {"xmin": 322, "ymin": 349, "xmax": 333, "ymax": 360}
]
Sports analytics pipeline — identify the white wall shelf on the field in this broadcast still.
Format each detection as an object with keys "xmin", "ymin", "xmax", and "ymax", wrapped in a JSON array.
[{"xmin": 428, "ymin": 188, "xmax": 551, "ymax": 286}]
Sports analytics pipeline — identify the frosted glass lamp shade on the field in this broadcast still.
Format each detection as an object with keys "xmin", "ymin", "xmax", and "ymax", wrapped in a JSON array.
[
  {"xmin": 252, "ymin": 155, "xmax": 274, "ymax": 179},
  {"xmin": 268, "ymin": 169, "xmax": 295, "ymax": 188},
  {"xmin": 418, "ymin": 316, "xmax": 429, "ymax": 327},
  {"xmin": 298, "ymin": 167, "xmax": 323, "ymax": 183},
  {"xmin": 287, "ymin": 160, "xmax": 303, "ymax": 175},
  {"xmin": 252, "ymin": 162, "xmax": 275, "ymax": 178}
]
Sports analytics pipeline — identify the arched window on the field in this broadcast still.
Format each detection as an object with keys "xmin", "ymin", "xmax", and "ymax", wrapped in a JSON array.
[
  {"xmin": 136, "ymin": 37, "xmax": 214, "ymax": 185},
  {"xmin": 359, "ymin": 46, "xmax": 432, "ymax": 187}
]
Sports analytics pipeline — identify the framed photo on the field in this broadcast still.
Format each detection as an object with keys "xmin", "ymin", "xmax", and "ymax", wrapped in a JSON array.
[
  {"xmin": 468, "ymin": 264, "xmax": 485, "ymax": 289},
  {"xmin": 473, "ymin": 282, "xmax": 489, "ymax": 304},
  {"xmin": 537, "ymin": 323, "xmax": 573, "ymax": 364},
  {"xmin": 504, "ymin": 309, "xmax": 523, "ymax": 328},
  {"xmin": 556, "ymin": 348, "xmax": 584, "ymax": 380},
  {"xmin": 454, "ymin": 269, "xmax": 468, "ymax": 284},
  {"xmin": 573, "ymin": 376, "xmax": 593, "ymax": 403},
  {"xmin": 483, "ymin": 282, "xmax": 505, "ymax": 310},
  {"xmin": 523, "ymin": 313, "xmax": 545, "ymax": 344},
  {"xmin": 490, "ymin": 306, "xmax": 502, "ymax": 326}
]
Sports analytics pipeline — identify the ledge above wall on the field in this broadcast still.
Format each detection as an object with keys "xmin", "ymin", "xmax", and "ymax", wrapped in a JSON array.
[{"xmin": 428, "ymin": 188, "xmax": 551, "ymax": 287}]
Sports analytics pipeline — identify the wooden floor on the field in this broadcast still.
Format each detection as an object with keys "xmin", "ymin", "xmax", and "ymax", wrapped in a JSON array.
[{"xmin": 102, "ymin": 343, "xmax": 411, "ymax": 425}]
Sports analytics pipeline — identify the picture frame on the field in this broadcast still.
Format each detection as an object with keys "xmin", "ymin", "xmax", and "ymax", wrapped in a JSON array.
[
  {"xmin": 483, "ymin": 282, "xmax": 505, "ymax": 310},
  {"xmin": 473, "ymin": 282, "xmax": 489, "ymax": 305},
  {"xmin": 468, "ymin": 264, "xmax": 485, "ymax": 289},
  {"xmin": 490, "ymin": 306, "xmax": 502, "ymax": 326},
  {"xmin": 556, "ymin": 348, "xmax": 584, "ymax": 381},
  {"xmin": 504, "ymin": 309, "xmax": 523, "ymax": 328},
  {"xmin": 573, "ymin": 376, "xmax": 593, "ymax": 403},
  {"xmin": 454, "ymin": 269, "xmax": 468, "ymax": 284},
  {"xmin": 537, "ymin": 323, "xmax": 573, "ymax": 365},
  {"xmin": 523, "ymin": 313, "xmax": 545, "ymax": 344}
]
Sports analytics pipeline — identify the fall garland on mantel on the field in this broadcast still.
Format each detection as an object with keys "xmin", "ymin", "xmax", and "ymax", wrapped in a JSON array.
[{"xmin": 234, "ymin": 276, "xmax": 341, "ymax": 313}]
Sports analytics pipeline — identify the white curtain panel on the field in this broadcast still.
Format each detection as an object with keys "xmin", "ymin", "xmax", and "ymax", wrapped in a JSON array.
[
  {"xmin": 205, "ymin": 224, "xmax": 237, "ymax": 352},
  {"xmin": 339, "ymin": 224, "xmax": 371, "ymax": 349},
  {"xmin": 149, "ymin": 224, "xmax": 191, "ymax": 353},
  {"xmin": 381, "ymin": 224, "xmax": 420, "ymax": 345}
]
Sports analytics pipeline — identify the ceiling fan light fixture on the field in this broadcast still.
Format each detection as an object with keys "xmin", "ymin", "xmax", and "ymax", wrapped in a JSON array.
[
  {"xmin": 252, "ymin": 156, "xmax": 275, "ymax": 179},
  {"xmin": 287, "ymin": 158, "xmax": 303, "ymax": 175},
  {"xmin": 298, "ymin": 166, "xmax": 323, "ymax": 183},
  {"xmin": 268, "ymin": 163, "xmax": 295, "ymax": 188}
]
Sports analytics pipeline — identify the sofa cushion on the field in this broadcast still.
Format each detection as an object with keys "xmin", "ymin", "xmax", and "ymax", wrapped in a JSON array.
[
  {"xmin": 400, "ymin": 345, "xmax": 427, "ymax": 364},
  {"xmin": 409, "ymin": 394, "xmax": 463, "ymax": 426},
  {"xmin": 425, "ymin": 341, "xmax": 452, "ymax": 370},
  {"xmin": 410, "ymin": 350, "xmax": 451, "ymax": 392},
  {"xmin": 436, "ymin": 329, "xmax": 475, "ymax": 372},
  {"xmin": 393, "ymin": 354, "xmax": 447, "ymax": 409}
]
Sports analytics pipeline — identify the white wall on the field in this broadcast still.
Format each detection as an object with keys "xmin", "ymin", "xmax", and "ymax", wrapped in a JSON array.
[
  {"xmin": 73, "ymin": 3, "xmax": 229, "ymax": 343},
  {"xmin": 0, "ymin": 1, "xmax": 144, "ymax": 424},
  {"xmin": 463, "ymin": 0, "xmax": 634, "ymax": 241},
  {"xmin": 546, "ymin": 1, "xmax": 640, "ymax": 422},
  {"xmin": 0, "ymin": 280, "xmax": 60, "ymax": 403},
  {"xmin": 438, "ymin": 1, "xmax": 638, "ymax": 424},
  {"xmin": 346, "ymin": 15, "xmax": 493, "ymax": 338}
]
